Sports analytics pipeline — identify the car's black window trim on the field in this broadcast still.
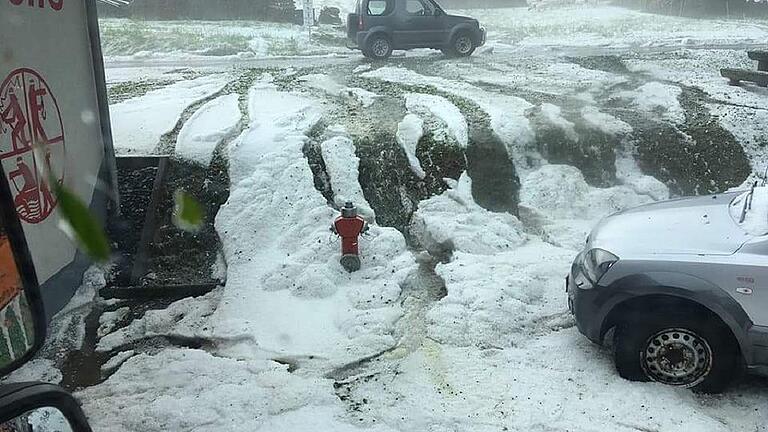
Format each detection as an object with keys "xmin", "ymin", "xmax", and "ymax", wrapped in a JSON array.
[
  {"xmin": 365, "ymin": 0, "xmax": 395, "ymax": 16},
  {"xmin": 406, "ymin": 0, "xmax": 433, "ymax": 16},
  {"xmin": 425, "ymin": 0, "xmax": 444, "ymax": 15}
]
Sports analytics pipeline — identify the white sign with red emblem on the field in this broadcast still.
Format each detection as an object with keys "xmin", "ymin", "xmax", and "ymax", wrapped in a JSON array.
[
  {"xmin": 1, "ymin": 68, "xmax": 66, "ymax": 225},
  {"xmin": 1, "ymin": 0, "xmax": 107, "ymax": 283}
]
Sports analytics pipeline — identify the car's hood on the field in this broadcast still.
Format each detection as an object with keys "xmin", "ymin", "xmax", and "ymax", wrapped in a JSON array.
[
  {"xmin": 588, "ymin": 192, "xmax": 753, "ymax": 257},
  {"xmin": 445, "ymin": 14, "xmax": 478, "ymax": 25}
]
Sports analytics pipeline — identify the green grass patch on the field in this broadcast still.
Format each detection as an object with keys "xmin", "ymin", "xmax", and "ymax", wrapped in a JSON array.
[
  {"xmin": 100, "ymin": 20, "xmax": 252, "ymax": 55},
  {"xmin": 108, "ymin": 79, "xmax": 177, "ymax": 104},
  {"xmin": 267, "ymin": 37, "xmax": 301, "ymax": 56}
]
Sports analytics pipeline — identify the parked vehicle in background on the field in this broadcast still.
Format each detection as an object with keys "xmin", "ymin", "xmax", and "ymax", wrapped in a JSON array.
[
  {"xmin": 346, "ymin": 0, "xmax": 486, "ymax": 59},
  {"xmin": 567, "ymin": 184, "xmax": 768, "ymax": 392}
]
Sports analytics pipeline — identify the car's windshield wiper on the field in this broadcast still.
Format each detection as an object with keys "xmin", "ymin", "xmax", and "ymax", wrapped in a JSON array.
[
  {"xmin": 98, "ymin": 0, "xmax": 131, "ymax": 6},
  {"xmin": 762, "ymin": 165, "xmax": 768, "ymax": 187},
  {"xmin": 739, "ymin": 181, "xmax": 758, "ymax": 224}
]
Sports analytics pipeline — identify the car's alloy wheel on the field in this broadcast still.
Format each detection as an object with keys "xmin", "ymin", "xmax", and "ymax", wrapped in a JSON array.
[
  {"xmin": 455, "ymin": 35, "xmax": 473, "ymax": 55},
  {"xmin": 445, "ymin": 32, "xmax": 476, "ymax": 57},
  {"xmin": 641, "ymin": 328, "xmax": 713, "ymax": 387},
  {"xmin": 368, "ymin": 36, "xmax": 392, "ymax": 60}
]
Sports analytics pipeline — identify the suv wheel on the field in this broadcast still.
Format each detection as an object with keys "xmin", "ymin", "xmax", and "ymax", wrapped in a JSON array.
[
  {"xmin": 614, "ymin": 313, "xmax": 739, "ymax": 393},
  {"xmin": 366, "ymin": 35, "xmax": 392, "ymax": 60},
  {"xmin": 447, "ymin": 32, "xmax": 476, "ymax": 57}
]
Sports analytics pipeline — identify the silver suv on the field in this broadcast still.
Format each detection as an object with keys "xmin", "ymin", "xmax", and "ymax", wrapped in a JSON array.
[{"xmin": 567, "ymin": 184, "xmax": 768, "ymax": 392}]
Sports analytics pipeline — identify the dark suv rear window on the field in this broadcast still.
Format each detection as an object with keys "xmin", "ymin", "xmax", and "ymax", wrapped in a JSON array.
[{"xmin": 366, "ymin": 0, "xmax": 393, "ymax": 16}]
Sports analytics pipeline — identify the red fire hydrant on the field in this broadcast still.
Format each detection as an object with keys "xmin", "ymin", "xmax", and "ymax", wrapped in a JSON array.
[{"xmin": 331, "ymin": 202, "xmax": 368, "ymax": 272}]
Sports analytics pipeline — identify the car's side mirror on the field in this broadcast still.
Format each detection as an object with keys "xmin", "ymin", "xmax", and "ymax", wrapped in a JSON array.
[
  {"xmin": 0, "ymin": 382, "xmax": 93, "ymax": 432},
  {"xmin": 0, "ymin": 165, "xmax": 47, "ymax": 377},
  {"xmin": 434, "ymin": 8, "xmax": 443, "ymax": 16}
]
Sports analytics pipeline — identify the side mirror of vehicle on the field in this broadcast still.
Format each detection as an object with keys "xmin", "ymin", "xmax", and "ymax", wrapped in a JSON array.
[
  {"xmin": 434, "ymin": 8, "xmax": 443, "ymax": 16},
  {"xmin": 0, "ymin": 166, "xmax": 47, "ymax": 377},
  {"xmin": 0, "ymin": 382, "xmax": 93, "ymax": 432}
]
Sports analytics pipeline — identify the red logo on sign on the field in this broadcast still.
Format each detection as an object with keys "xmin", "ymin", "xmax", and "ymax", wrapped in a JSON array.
[
  {"xmin": 0, "ymin": 68, "xmax": 65, "ymax": 224},
  {"xmin": 8, "ymin": 0, "xmax": 63, "ymax": 11}
]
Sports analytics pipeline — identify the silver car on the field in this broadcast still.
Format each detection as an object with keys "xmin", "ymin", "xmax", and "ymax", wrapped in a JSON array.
[{"xmin": 567, "ymin": 184, "xmax": 768, "ymax": 392}]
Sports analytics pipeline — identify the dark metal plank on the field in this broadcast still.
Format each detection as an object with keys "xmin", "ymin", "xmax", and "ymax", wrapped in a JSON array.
[
  {"xmin": 115, "ymin": 155, "xmax": 165, "ymax": 171},
  {"xmin": 129, "ymin": 157, "xmax": 170, "ymax": 284},
  {"xmin": 101, "ymin": 283, "xmax": 218, "ymax": 300},
  {"xmin": 747, "ymin": 50, "xmax": 768, "ymax": 72},
  {"xmin": 721, "ymin": 68, "xmax": 768, "ymax": 87}
]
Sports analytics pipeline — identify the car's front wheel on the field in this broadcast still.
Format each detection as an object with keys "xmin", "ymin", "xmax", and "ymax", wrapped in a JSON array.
[
  {"xmin": 614, "ymin": 313, "xmax": 740, "ymax": 393},
  {"xmin": 446, "ymin": 32, "xmax": 476, "ymax": 57},
  {"xmin": 366, "ymin": 35, "xmax": 392, "ymax": 60}
]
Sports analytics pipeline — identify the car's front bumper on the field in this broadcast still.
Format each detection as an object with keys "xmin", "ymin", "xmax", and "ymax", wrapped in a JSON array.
[
  {"xmin": 567, "ymin": 276, "xmax": 603, "ymax": 343},
  {"xmin": 748, "ymin": 325, "xmax": 768, "ymax": 375}
]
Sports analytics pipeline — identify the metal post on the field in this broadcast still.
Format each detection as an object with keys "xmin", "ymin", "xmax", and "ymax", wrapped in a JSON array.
[
  {"xmin": 86, "ymin": 0, "xmax": 121, "ymax": 218},
  {"xmin": 303, "ymin": 0, "xmax": 313, "ymax": 38}
]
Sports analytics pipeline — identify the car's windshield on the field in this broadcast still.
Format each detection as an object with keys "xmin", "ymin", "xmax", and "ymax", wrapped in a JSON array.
[{"xmin": 3, "ymin": 0, "xmax": 768, "ymax": 431}]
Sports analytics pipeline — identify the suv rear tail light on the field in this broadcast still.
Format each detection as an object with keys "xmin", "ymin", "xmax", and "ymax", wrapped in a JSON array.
[{"xmin": 358, "ymin": 15, "xmax": 364, "ymax": 30}]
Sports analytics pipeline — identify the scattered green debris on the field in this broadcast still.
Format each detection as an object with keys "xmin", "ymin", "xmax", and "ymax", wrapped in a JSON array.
[
  {"xmin": 52, "ymin": 182, "xmax": 111, "ymax": 263},
  {"xmin": 173, "ymin": 189, "xmax": 204, "ymax": 232}
]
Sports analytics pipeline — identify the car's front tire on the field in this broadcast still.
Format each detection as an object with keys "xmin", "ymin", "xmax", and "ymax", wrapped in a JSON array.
[
  {"xmin": 446, "ymin": 32, "xmax": 476, "ymax": 57},
  {"xmin": 614, "ymin": 313, "xmax": 739, "ymax": 393},
  {"xmin": 365, "ymin": 34, "xmax": 392, "ymax": 60}
]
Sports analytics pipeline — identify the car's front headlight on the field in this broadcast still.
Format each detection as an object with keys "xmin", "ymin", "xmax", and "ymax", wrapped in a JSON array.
[{"xmin": 582, "ymin": 248, "xmax": 619, "ymax": 285}]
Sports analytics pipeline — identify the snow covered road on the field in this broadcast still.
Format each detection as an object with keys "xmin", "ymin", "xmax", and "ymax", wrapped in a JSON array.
[{"xmin": 12, "ymin": 5, "xmax": 768, "ymax": 431}]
